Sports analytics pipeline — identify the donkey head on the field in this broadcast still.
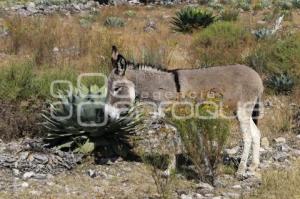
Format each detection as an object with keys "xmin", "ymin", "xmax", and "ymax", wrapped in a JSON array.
[{"xmin": 105, "ymin": 46, "xmax": 135, "ymax": 119}]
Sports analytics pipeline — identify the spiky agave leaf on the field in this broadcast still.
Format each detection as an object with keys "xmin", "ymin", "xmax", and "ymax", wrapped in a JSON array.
[
  {"xmin": 42, "ymin": 85, "xmax": 143, "ymax": 157},
  {"xmin": 171, "ymin": 7, "xmax": 215, "ymax": 33}
]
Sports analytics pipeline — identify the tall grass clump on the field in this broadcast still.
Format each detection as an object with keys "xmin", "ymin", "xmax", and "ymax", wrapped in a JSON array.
[
  {"xmin": 0, "ymin": 62, "xmax": 36, "ymax": 100},
  {"xmin": 167, "ymin": 97, "xmax": 230, "ymax": 183},
  {"xmin": 192, "ymin": 21, "xmax": 254, "ymax": 67},
  {"xmin": 171, "ymin": 7, "xmax": 215, "ymax": 33},
  {"xmin": 219, "ymin": 8, "xmax": 239, "ymax": 21}
]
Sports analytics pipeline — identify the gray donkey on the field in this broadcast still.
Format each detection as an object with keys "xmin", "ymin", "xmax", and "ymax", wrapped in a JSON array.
[{"xmin": 105, "ymin": 46, "xmax": 264, "ymax": 178}]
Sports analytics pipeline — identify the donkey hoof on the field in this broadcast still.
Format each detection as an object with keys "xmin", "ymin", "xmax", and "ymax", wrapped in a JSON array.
[{"xmin": 248, "ymin": 164, "xmax": 259, "ymax": 173}]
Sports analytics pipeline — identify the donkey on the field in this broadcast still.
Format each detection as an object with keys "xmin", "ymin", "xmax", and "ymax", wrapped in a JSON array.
[{"xmin": 105, "ymin": 46, "xmax": 264, "ymax": 178}]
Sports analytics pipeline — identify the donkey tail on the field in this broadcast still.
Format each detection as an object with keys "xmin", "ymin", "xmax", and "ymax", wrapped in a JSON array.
[{"xmin": 252, "ymin": 98, "xmax": 261, "ymax": 125}]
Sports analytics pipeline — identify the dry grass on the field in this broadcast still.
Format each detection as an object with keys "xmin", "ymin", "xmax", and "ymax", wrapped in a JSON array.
[{"xmin": 246, "ymin": 160, "xmax": 300, "ymax": 199}]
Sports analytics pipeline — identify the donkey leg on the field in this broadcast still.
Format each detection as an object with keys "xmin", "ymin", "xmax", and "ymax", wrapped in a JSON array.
[
  {"xmin": 236, "ymin": 107, "xmax": 252, "ymax": 178},
  {"xmin": 249, "ymin": 120, "xmax": 261, "ymax": 172}
]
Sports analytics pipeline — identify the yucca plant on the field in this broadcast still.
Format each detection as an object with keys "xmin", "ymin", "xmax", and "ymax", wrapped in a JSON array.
[
  {"xmin": 42, "ymin": 85, "xmax": 142, "ymax": 157},
  {"xmin": 266, "ymin": 72, "xmax": 295, "ymax": 94},
  {"xmin": 171, "ymin": 7, "xmax": 215, "ymax": 33}
]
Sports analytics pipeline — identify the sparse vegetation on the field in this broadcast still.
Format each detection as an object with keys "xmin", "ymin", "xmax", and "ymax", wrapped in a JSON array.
[
  {"xmin": 167, "ymin": 98, "xmax": 230, "ymax": 183},
  {"xmin": 219, "ymin": 8, "xmax": 239, "ymax": 21},
  {"xmin": 193, "ymin": 21, "xmax": 254, "ymax": 67}
]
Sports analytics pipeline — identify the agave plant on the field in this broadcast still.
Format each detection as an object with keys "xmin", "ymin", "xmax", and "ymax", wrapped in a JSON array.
[
  {"xmin": 104, "ymin": 16, "xmax": 125, "ymax": 28},
  {"xmin": 42, "ymin": 85, "xmax": 142, "ymax": 157},
  {"xmin": 171, "ymin": 7, "xmax": 215, "ymax": 33},
  {"xmin": 266, "ymin": 72, "xmax": 295, "ymax": 94}
]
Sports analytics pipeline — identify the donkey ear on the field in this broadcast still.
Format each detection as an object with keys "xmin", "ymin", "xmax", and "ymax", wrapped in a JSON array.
[
  {"xmin": 111, "ymin": 45, "xmax": 127, "ymax": 75},
  {"xmin": 114, "ymin": 55, "xmax": 127, "ymax": 76},
  {"xmin": 112, "ymin": 45, "xmax": 118, "ymax": 62}
]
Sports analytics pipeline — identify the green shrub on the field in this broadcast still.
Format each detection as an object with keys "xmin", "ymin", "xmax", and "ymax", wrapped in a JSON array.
[
  {"xmin": 104, "ymin": 16, "xmax": 125, "ymax": 28},
  {"xmin": 275, "ymin": 0, "xmax": 293, "ymax": 10},
  {"xmin": 266, "ymin": 72, "xmax": 295, "ymax": 94},
  {"xmin": 167, "ymin": 98, "xmax": 230, "ymax": 183},
  {"xmin": 0, "ymin": 62, "xmax": 36, "ymax": 100},
  {"xmin": 193, "ymin": 21, "xmax": 254, "ymax": 67},
  {"xmin": 171, "ymin": 7, "xmax": 215, "ymax": 33},
  {"xmin": 247, "ymin": 34, "xmax": 300, "ymax": 77},
  {"xmin": 0, "ymin": 62, "xmax": 78, "ymax": 101},
  {"xmin": 219, "ymin": 8, "xmax": 239, "ymax": 21}
]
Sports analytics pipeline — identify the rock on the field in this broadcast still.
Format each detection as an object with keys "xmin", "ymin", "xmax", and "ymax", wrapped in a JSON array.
[
  {"xmin": 194, "ymin": 193, "xmax": 204, "ymax": 199},
  {"xmin": 21, "ymin": 182, "xmax": 29, "ymax": 188},
  {"xmin": 257, "ymin": 20, "xmax": 266, "ymax": 25},
  {"xmin": 296, "ymin": 134, "xmax": 300, "ymax": 139},
  {"xmin": 223, "ymin": 192, "xmax": 240, "ymax": 199},
  {"xmin": 205, "ymin": 193, "xmax": 214, "ymax": 197},
  {"xmin": 212, "ymin": 197, "xmax": 221, "ymax": 199},
  {"xmin": 23, "ymin": 171, "xmax": 35, "ymax": 180},
  {"xmin": 144, "ymin": 20, "xmax": 156, "ymax": 32},
  {"xmin": 196, "ymin": 182, "xmax": 214, "ymax": 193},
  {"xmin": 261, "ymin": 137, "xmax": 270, "ymax": 149},
  {"xmin": 224, "ymin": 146, "xmax": 240, "ymax": 155},
  {"xmin": 12, "ymin": 169, "xmax": 20, "ymax": 176},
  {"xmin": 232, "ymin": 184, "xmax": 241, "ymax": 189},
  {"xmin": 33, "ymin": 174, "xmax": 47, "ymax": 180},
  {"xmin": 276, "ymin": 143, "xmax": 290, "ymax": 152},
  {"xmin": 291, "ymin": 149, "xmax": 300, "ymax": 157},
  {"xmin": 274, "ymin": 137, "xmax": 286, "ymax": 144},
  {"xmin": 87, "ymin": 169, "xmax": 97, "ymax": 178},
  {"xmin": 273, "ymin": 152, "xmax": 289, "ymax": 162},
  {"xmin": 180, "ymin": 194, "xmax": 192, "ymax": 199}
]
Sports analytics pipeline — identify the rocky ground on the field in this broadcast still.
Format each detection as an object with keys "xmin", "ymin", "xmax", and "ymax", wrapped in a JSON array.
[{"xmin": 0, "ymin": 130, "xmax": 299, "ymax": 198}]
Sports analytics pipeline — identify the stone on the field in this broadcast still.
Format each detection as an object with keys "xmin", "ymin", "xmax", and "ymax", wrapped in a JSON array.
[
  {"xmin": 257, "ymin": 20, "xmax": 266, "ymax": 25},
  {"xmin": 224, "ymin": 192, "xmax": 240, "ymax": 199},
  {"xmin": 276, "ymin": 143, "xmax": 290, "ymax": 152},
  {"xmin": 33, "ymin": 174, "xmax": 47, "ymax": 180},
  {"xmin": 21, "ymin": 182, "xmax": 29, "ymax": 188},
  {"xmin": 261, "ymin": 137, "xmax": 270, "ymax": 149},
  {"xmin": 180, "ymin": 194, "xmax": 192, "ymax": 199},
  {"xmin": 144, "ymin": 20, "xmax": 156, "ymax": 32},
  {"xmin": 274, "ymin": 137, "xmax": 286, "ymax": 144},
  {"xmin": 23, "ymin": 171, "xmax": 35, "ymax": 180},
  {"xmin": 273, "ymin": 152, "xmax": 289, "ymax": 162},
  {"xmin": 224, "ymin": 146, "xmax": 240, "ymax": 155},
  {"xmin": 12, "ymin": 169, "xmax": 20, "ymax": 176},
  {"xmin": 292, "ymin": 149, "xmax": 300, "ymax": 157},
  {"xmin": 194, "ymin": 193, "xmax": 204, "ymax": 199},
  {"xmin": 232, "ymin": 184, "xmax": 241, "ymax": 189},
  {"xmin": 87, "ymin": 169, "xmax": 97, "ymax": 178},
  {"xmin": 296, "ymin": 134, "xmax": 300, "ymax": 139},
  {"xmin": 197, "ymin": 182, "xmax": 214, "ymax": 194}
]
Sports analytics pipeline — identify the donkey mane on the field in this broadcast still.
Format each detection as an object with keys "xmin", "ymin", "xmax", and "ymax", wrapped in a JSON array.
[{"xmin": 126, "ymin": 60, "xmax": 169, "ymax": 73}]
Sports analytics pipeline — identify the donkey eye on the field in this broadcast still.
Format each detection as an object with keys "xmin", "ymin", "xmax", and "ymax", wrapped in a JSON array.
[{"xmin": 114, "ymin": 87, "xmax": 121, "ymax": 92}]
